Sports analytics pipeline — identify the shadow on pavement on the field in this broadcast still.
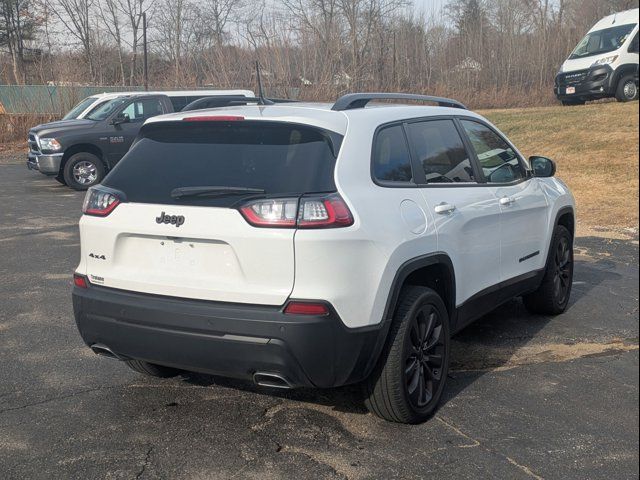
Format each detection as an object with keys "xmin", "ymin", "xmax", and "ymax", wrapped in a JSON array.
[{"xmin": 174, "ymin": 235, "xmax": 635, "ymax": 418}]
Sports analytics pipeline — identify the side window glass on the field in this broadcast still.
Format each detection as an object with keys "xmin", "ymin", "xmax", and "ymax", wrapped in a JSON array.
[
  {"xmin": 407, "ymin": 119, "xmax": 475, "ymax": 183},
  {"xmin": 460, "ymin": 120, "xmax": 525, "ymax": 184},
  {"xmin": 120, "ymin": 102, "xmax": 137, "ymax": 121},
  {"xmin": 138, "ymin": 98, "xmax": 165, "ymax": 120},
  {"xmin": 373, "ymin": 125, "xmax": 413, "ymax": 183},
  {"xmin": 121, "ymin": 99, "xmax": 165, "ymax": 123}
]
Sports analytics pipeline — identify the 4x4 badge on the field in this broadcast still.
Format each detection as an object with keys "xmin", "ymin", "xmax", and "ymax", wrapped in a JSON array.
[{"xmin": 156, "ymin": 212, "xmax": 185, "ymax": 227}]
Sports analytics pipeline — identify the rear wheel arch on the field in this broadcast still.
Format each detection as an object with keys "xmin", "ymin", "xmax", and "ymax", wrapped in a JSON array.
[
  {"xmin": 399, "ymin": 257, "xmax": 456, "ymax": 321},
  {"xmin": 383, "ymin": 255, "xmax": 456, "ymax": 323},
  {"xmin": 366, "ymin": 254, "xmax": 456, "ymax": 377}
]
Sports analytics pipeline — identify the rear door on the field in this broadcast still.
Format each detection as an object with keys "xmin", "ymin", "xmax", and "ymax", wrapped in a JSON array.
[
  {"xmin": 82, "ymin": 120, "xmax": 340, "ymax": 305},
  {"xmin": 458, "ymin": 119, "xmax": 549, "ymax": 281},
  {"xmin": 405, "ymin": 118, "xmax": 503, "ymax": 307}
]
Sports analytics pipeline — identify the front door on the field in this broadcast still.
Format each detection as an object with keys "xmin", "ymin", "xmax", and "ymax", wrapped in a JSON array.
[{"xmin": 458, "ymin": 119, "xmax": 550, "ymax": 282}]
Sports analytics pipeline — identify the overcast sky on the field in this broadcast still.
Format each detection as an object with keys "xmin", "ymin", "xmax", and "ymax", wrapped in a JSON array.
[{"xmin": 414, "ymin": 0, "xmax": 448, "ymax": 15}]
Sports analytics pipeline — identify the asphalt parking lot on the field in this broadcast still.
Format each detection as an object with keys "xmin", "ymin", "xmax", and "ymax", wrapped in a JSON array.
[{"xmin": 1, "ymin": 163, "xmax": 638, "ymax": 480}]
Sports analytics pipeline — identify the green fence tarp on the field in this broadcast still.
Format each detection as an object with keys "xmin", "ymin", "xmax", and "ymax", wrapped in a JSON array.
[{"xmin": 0, "ymin": 85, "xmax": 145, "ymax": 114}]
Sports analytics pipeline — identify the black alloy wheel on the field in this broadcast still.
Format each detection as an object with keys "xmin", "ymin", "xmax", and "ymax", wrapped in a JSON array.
[
  {"xmin": 404, "ymin": 304, "xmax": 445, "ymax": 408},
  {"xmin": 364, "ymin": 286, "xmax": 451, "ymax": 423},
  {"xmin": 523, "ymin": 224, "xmax": 574, "ymax": 315}
]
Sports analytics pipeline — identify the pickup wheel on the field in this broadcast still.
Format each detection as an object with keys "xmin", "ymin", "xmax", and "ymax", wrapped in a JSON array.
[
  {"xmin": 125, "ymin": 359, "xmax": 181, "ymax": 378},
  {"xmin": 63, "ymin": 152, "xmax": 105, "ymax": 190},
  {"xmin": 523, "ymin": 224, "xmax": 573, "ymax": 315},
  {"xmin": 363, "ymin": 286, "xmax": 450, "ymax": 424},
  {"xmin": 615, "ymin": 75, "xmax": 639, "ymax": 102}
]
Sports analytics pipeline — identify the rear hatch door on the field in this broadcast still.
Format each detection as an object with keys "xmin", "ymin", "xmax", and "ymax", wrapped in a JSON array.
[{"xmin": 80, "ymin": 118, "xmax": 340, "ymax": 305}]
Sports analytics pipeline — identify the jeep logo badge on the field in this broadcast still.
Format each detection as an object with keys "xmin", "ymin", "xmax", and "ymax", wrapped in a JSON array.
[{"xmin": 156, "ymin": 212, "xmax": 185, "ymax": 227}]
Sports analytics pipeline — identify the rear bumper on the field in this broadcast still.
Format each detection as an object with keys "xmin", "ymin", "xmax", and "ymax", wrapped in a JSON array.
[
  {"xmin": 72, "ymin": 284, "xmax": 382, "ymax": 388},
  {"xmin": 554, "ymin": 65, "xmax": 615, "ymax": 101},
  {"xmin": 27, "ymin": 152, "xmax": 63, "ymax": 175}
]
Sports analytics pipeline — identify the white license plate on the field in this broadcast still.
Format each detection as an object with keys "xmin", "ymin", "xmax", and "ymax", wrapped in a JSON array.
[{"xmin": 566, "ymin": 87, "xmax": 576, "ymax": 94}]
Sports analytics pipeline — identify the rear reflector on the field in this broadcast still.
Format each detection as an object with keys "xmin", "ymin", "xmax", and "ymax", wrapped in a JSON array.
[
  {"xmin": 183, "ymin": 115, "xmax": 244, "ymax": 122},
  {"xmin": 73, "ymin": 274, "xmax": 88, "ymax": 288},
  {"xmin": 284, "ymin": 302, "xmax": 330, "ymax": 316}
]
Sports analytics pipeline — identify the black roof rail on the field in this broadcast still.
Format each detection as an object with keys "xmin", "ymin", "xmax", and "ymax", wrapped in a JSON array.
[
  {"xmin": 331, "ymin": 93, "xmax": 467, "ymax": 111},
  {"xmin": 181, "ymin": 95, "xmax": 297, "ymax": 112}
]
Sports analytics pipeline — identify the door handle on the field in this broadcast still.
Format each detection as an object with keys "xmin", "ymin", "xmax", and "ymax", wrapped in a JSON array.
[
  {"xmin": 434, "ymin": 203, "xmax": 456, "ymax": 215},
  {"xmin": 499, "ymin": 196, "xmax": 516, "ymax": 206}
]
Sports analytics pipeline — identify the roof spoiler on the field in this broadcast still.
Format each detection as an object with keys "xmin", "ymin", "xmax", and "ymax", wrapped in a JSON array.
[{"xmin": 331, "ymin": 93, "xmax": 467, "ymax": 111}]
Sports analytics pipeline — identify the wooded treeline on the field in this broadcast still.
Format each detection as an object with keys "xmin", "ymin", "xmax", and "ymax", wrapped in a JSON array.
[{"xmin": 1, "ymin": 0, "xmax": 639, "ymax": 107}]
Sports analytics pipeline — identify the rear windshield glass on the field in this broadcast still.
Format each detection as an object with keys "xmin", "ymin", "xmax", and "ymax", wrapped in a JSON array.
[{"xmin": 103, "ymin": 121, "xmax": 342, "ymax": 207}]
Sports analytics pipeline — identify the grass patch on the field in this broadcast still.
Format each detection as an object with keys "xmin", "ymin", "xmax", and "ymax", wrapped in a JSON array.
[{"xmin": 481, "ymin": 101, "xmax": 639, "ymax": 229}]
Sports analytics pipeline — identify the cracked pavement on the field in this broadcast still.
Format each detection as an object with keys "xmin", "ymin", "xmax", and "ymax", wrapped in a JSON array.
[{"xmin": 1, "ymin": 164, "xmax": 638, "ymax": 479}]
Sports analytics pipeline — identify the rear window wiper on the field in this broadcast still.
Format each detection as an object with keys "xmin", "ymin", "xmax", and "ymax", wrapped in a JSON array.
[{"xmin": 171, "ymin": 186, "xmax": 266, "ymax": 199}]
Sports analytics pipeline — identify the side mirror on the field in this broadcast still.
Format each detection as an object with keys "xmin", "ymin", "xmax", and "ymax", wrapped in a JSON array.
[
  {"xmin": 111, "ymin": 113, "xmax": 130, "ymax": 126},
  {"xmin": 529, "ymin": 156, "xmax": 556, "ymax": 178}
]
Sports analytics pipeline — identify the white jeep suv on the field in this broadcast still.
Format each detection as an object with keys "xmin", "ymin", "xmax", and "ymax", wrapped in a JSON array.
[{"xmin": 73, "ymin": 93, "xmax": 575, "ymax": 424}]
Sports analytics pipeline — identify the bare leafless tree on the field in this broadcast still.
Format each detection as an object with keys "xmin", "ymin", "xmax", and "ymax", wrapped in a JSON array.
[
  {"xmin": 97, "ymin": 0, "xmax": 126, "ymax": 84},
  {"xmin": 50, "ymin": 0, "xmax": 95, "ymax": 80}
]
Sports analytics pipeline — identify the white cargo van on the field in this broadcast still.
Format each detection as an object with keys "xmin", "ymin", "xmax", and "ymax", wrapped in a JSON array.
[{"xmin": 555, "ymin": 8, "xmax": 639, "ymax": 105}]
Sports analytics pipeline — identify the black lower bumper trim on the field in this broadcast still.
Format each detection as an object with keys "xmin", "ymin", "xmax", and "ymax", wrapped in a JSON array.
[
  {"xmin": 73, "ymin": 285, "xmax": 382, "ymax": 388},
  {"xmin": 554, "ymin": 65, "xmax": 615, "ymax": 101}
]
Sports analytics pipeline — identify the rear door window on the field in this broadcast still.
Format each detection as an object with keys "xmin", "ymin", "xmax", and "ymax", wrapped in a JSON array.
[
  {"xmin": 104, "ymin": 121, "xmax": 342, "ymax": 207},
  {"xmin": 372, "ymin": 125, "xmax": 413, "ymax": 183},
  {"xmin": 406, "ymin": 119, "xmax": 475, "ymax": 183}
]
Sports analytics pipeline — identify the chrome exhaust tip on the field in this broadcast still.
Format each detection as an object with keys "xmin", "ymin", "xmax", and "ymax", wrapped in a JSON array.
[
  {"xmin": 90, "ymin": 344, "xmax": 124, "ymax": 360},
  {"xmin": 253, "ymin": 372, "xmax": 293, "ymax": 389}
]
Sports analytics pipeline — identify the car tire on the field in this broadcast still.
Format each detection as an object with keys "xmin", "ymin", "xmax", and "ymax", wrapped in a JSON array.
[
  {"xmin": 615, "ymin": 75, "xmax": 639, "ymax": 102},
  {"xmin": 523, "ymin": 224, "xmax": 574, "ymax": 315},
  {"xmin": 561, "ymin": 99, "xmax": 585, "ymax": 106},
  {"xmin": 363, "ymin": 286, "xmax": 450, "ymax": 424},
  {"xmin": 63, "ymin": 152, "xmax": 105, "ymax": 191},
  {"xmin": 125, "ymin": 359, "xmax": 181, "ymax": 378}
]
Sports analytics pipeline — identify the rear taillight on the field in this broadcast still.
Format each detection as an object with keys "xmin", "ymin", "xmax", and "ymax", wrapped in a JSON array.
[
  {"xmin": 297, "ymin": 194, "xmax": 354, "ymax": 228},
  {"xmin": 239, "ymin": 198, "xmax": 298, "ymax": 227},
  {"xmin": 82, "ymin": 186, "xmax": 121, "ymax": 217},
  {"xmin": 239, "ymin": 194, "xmax": 354, "ymax": 229}
]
